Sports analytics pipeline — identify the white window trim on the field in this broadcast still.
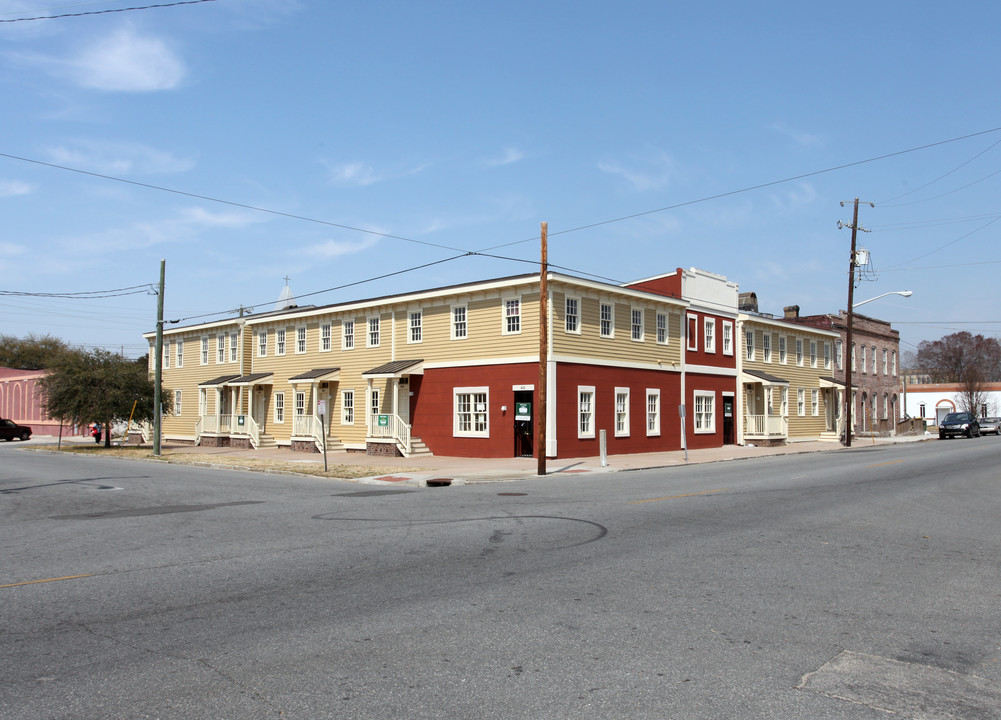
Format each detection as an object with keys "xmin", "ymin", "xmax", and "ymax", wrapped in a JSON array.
[
  {"xmin": 600, "ymin": 303, "xmax": 615, "ymax": 339},
  {"xmin": 762, "ymin": 332, "xmax": 772, "ymax": 364},
  {"xmin": 453, "ymin": 386, "xmax": 489, "ymax": 438},
  {"xmin": 342, "ymin": 320, "xmax": 355, "ymax": 351},
  {"xmin": 703, "ymin": 317, "xmax": 716, "ymax": 354},
  {"xmin": 631, "ymin": 307, "xmax": 644, "ymax": 343},
  {"xmin": 614, "ymin": 387, "xmax": 630, "ymax": 437},
  {"xmin": 367, "ymin": 317, "xmax": 380, "ymax": 348},
  {"xmin": 745, "ymin": 328, "xmax": 755, "ymax": 362},
  {"xmin": 657, "ymin": 312, "xmax": 670, "ymax": 346},
  {"xmin": 177, "ymin": 339, "xmax": 184, "ymax": 368},
  {"xmin": 797, "ymin": 388, "xmax": 805, "ymax": 417},
  {"xmin": 721, "ymin": 320, "xmax": 733, "ymax": 356},
  {"xmin": 824, "ymin": 341, "xmax": 832, "ymax": 370},
  {"xmin": 163, "ymin": 340, "xmax": 170, "ymax": 369},
  {"xmin": 810, "ymin": 340, "xmax": 817, "ymax": 368},
  {"xmin": 408, "ymin": 310, "xmax": 423, "ymax": 345},
  {"xmin": 796, "ymin": 338, "xmax": 804, "ymax": 367},
  {"xmin": 502, "ymin": 297, "xmax": 522, "ymax": 336},
  {"xmin": 451, "ymin": 304, "xmax": 468, "ymax": 341},
  {"xmin": 812, "ymin": 388, "xmax": 820, "ymax": 416},
  {"xmin": 687, "ymin": 314, "xmax": 698, "ymax": 351},
  {"xmin": 646, "ymin": 388, "xmax": 661, "ymax": 436},
  {"xmin": 295, "ymin": 326, "xmax": 307, "ymax": 355},
  {"xmin": 230, "ymin": 332, "xmax": 238, "ymax": 362},
  {"xmin": 274, "ymin": 391, "xmax": 285, "ymax": 423},
  {"xmin": 778, "ymin": 335, "xmax": 787, "ymax": 365},
  {"xmin": 693, "ymin": 390, "xmax": 715, "ymax": 434},
  {"xmin": 565, "ymin": 296, "xmax": 581, "ymax": 335},
  {"xmin": 341, "ymin": 389, "xmax": 354, "ymax": 425},
  {"xmin": 200, "ymin": 336, "xmax": 209, "ymax": 365},
  {"xmin": 258, "ymin": 331, "xmax": 267, "ymax": 358},
  {"xmin": 216, "ymin": 334, "xmax": 225, "ymax": 364},
  {"xmin": 578, "ymin": 385, "xmax": 596, "ymax": 439},
  {"xmin": 276, "ymin": 329, "xmax": 287, "ymax": 357},
  {"xmin": 320, "ymin": 323, "xmax": 332, "ymax": 353},
  {"xmin": 173, "ymin": 389, "xmax": 182, "ymax": 416}
]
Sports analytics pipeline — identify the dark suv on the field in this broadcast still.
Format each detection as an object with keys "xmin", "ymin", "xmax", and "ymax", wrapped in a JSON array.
[
  {"xmin": 0, "ymin": 418, "xmax": 32, "ymax": 441},
  {"xmin": 938, "ymin": 412, "xmax": 980, "ymax": 439}
]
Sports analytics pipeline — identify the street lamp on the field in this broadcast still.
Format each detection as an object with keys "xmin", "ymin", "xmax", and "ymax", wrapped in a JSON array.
[{"xmin": 853, "ymin": 290, "xmax": 912, "ymax": 309}]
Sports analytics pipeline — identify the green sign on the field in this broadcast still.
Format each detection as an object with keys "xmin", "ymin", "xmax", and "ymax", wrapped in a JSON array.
[
  {"xmin": 377, "ymin": 414, "xmax": 389, "ymax": 427},
  {"xmin": 237, "ymin": 415, "xmax": 245, "ymax": 426},
  {"xmin": 515, "ymin": 402, "xmax": 531, "ymax": 420}
]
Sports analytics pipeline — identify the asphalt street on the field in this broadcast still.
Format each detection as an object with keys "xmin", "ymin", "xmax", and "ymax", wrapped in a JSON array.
[{"xmin": 2, "ymin": 440, "xmax": 1000, "ymax": 719}]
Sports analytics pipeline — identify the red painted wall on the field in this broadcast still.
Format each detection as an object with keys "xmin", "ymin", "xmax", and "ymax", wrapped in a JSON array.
[{"xmin": 683, "ymin": 372, "xmax": 737, "ymax": 449}]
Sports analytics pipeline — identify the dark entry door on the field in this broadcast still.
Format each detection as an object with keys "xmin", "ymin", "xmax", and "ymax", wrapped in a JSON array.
[
  {"xmin": 722, "ymin": 397, "xmax": 735, "ymax": 445},
  {"xmin": 514, "ymin": 391, "xmax": 534, "ymax": 457}
]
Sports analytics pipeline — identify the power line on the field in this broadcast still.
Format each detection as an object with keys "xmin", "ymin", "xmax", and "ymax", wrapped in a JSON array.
[
  {"xmin": 877, "ymin": 136, "xmax": 1001, "ymax": 206},
  {"xmin": 0, "ymin": 0, "xmax": 216, "ymax": 22},
  {"xmin": 0, "ymin": 283, "xmax": 154, "ymax": 299}
]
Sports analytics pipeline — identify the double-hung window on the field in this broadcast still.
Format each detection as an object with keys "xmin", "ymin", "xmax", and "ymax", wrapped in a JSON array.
[
  {"xmin": 258, "ymin": 331, "xmax": 267, "ymax": 357},
  {"xmin": 409, "ymin": 311, "xmax": 422, "ymax": 343},
  {"xmin": 871, "ymin": 346, "xmax": 877, "ymax": 374},
  {"xmin": 565, "ymin": 297, "xmax": 580, "ymax": 334},
  {"xmin": 504, "ymin": 299, "xmax": 521, "ymax": 334},
  {"xmin": 176, "ymin": 339, "xmax": 183, "ymax": 368},
  {"xmin": 320, "ymin": 324, "xmax": 332, "ymax": 352},
  {"xmin": 646, "ymin": 389, "xmax": 661, "ymax": 436},
  {"xmin": 600, "ymin": 304, "xmax": 614, "ymax": 338},
  {"xmin": 368, "ymin": 317, "xmax": 380, "ymax": 347},
  {"xmin": 164, "ymin": 340, "xmax": 170, "ymax": 369},
  {"xmin": 451, "ymin": 306, "xmax": 467, "ymax": 340},
  {"xmin": 174, "ymin": 389, "xmax": 182, "ymax": 416},
  {"xmin": 694, "ymin": 391, "xmax": 715, "ymax": 433},
  {"xmin": 824, "ymin": 342, "xmax": 832, "ymax": 370},
  {"xmin": 762, "ymin": 333, "xmax": 771, "ymax": 363},
  {"xmin": 703, "ymin": 318, "xmax": 715, "ymax": 353},
  {"xmin": 295, "ymin": 391, "xmax": 306, "ymax": 420},
  {"xmin": 230, "ymin": 332, "xmax": 238, "ymax": 362},
  {"xmin": 796, "ymin": 338, "xmax": 803, "ymax": 366},
  {"xmin": 722, "ymin": 321, "xmax": 733, "ymax": 355},
  {"xmin": 578, "ymin": 386, "xmax": 596, "ymax": 438},
  {"xmin": 797, "ymin": 389, "xmax": 805, "ymax": 416},
  {"xmin": 779, "ymin": 336, "xmax": 787, "ymax": 364},
  {"xmin": 687, "ymin": 315, "xmax": 698, "ymax": 351},
  {"xmin": 810, "ymin": 340, "xmax": 817, "ymax": 368},
  {"xmin": 343, "ymin": 321, "xmax": 355, "ymax": 350},
  {"xmin": 657, "ymin": 313, "xmax": 669, "ymax": 345},
  {"xmin": 216, "ymin": 334, "xmax": 225, "ymax": 364},
  {"xmin": 614, "ymin": 388, "xmax": 630, "ymax": 437},
  {"xmin": 296, "ymin": 327, "xmax": 307, "ymax": 354},
  {"xmin": 341, "ymin": 390, "xmax": 354, "ymax": 425},
  {"xmin": 745, "ymin": 329, "xmax": 755, "ymax": 361},
  {"xmin": 836, "ymin": 340, "xmax": 843, "ymax": 370},
  {"xmin": 274, "ymin": 392, "xmax": 284, "ymax": 423},
  {"xmin": 200, "ymin": 337, "xmax": 209, "ymax": 365},
  {"xmin": 811, "ymin": 389, "xmax": 819, "ymax": 416},
  {"xmin": 454, "ymin": 387, "xmax": 488, "ymax": 437},
  {"xmin": 631, "ymin": 309, "xmax": 644, "ymax": 342},
  {"xmin": 276, "ymin": 329, "xmax": 286, "ymax": 356},
  {"xmin": 882, "ymin": 348, "xmax": 888, "ymax": 375}
]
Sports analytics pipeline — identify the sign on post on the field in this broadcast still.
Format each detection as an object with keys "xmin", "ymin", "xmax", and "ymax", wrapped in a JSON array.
[{"xmin": 377, "ymin": 414, "xmax": 389, "ymax": 427}]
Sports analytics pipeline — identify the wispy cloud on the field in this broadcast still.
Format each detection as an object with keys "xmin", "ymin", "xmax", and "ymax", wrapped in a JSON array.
[
  {"xmin": 598, "ymin": 149, "xmax": 677, "ymax": 192},
  {"xmin": 324, "ymin": 159, "xmax": 428, "ymax": 187},
  {"xmin": 304, "ymin": 235, "xmax": 380, "ymax": 259},
  {"xmin": 768, "ymin": 181, "xmax": 817, "ymax": 213},
  {"xmin": 44, "ymin": 139, "xmax": 194, "ymax": 176},
  {"xmin": 770, "ymin": 122, "xmax": 823, "ymax": 148},
  {"xmin": 484, "ymin": 146, "xmax": 525, "ymax": 167},
  {"xmin": 0, "ymin": 180, "xmax": 34, "ymax": 197},
  {"xmin": 15, "ymin": 24, "xmax": 187, "ymax": 92}
]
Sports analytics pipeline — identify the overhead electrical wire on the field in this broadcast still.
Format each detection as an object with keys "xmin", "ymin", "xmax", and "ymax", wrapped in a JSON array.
[
  {"xmin": 0, "ymin": 283, "xmax": 154, "ymax": 299},
  {"xmin": 0, "ymin": 0, "xmax": 215, "ymax": 22},
  {"xmin": 878, "ymin": 135, "xmax": 1001, "ymax": 206}
]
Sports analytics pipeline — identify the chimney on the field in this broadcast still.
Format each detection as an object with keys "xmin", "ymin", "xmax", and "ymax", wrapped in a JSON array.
[
  {"xmin": 738, "ymin": 291, "xmax": 758, "ymax": 313},
  {"xmin": 783, "ymin": 305, "xmax": 800, "ymax": 319}
]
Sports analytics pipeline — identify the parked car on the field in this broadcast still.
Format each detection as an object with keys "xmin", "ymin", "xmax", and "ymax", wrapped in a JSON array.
[
  {"xmin": 0, "ymin": 418, "xmax": 32, "ymax": 441},
  {"xmin": 938, "ymin": 412, "xmax": 981, "ymax": 439},
  {"xmin": 978, "ymin": 417, "xmax": 1001, "ymax": 435}
]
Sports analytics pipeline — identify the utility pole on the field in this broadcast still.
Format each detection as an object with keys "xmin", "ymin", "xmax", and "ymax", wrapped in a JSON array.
[
  {"xmin": 537, "ymin": 222, "xmax": 548, "ymax": 477},
  {"xmin": 153, "ymin": 259, "xmax": 165, "ymax": 457},
  {"xmin": 840, "ymin": 199, "xmax": 873, "ymax": 448}
]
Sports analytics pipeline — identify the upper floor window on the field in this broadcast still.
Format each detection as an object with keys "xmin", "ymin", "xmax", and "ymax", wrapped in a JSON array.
[
  {"xmin": 565, "ymin": 297, "xmax": 580, "ymax": 334},
  {"xmin": 343, "ymin": 321, "xmax": 354, "ymax": 350},
  {"xmin": 216, "ymin": 334, "xmax": 225, "ymax": 364},
  {"xmin": 795, "ymin": 338, "xmax": 803, "ymax": 366},
  {"xmin": 824, "ymin": 341, "xmax": 832, "ymax": 370},
  {"xmin": 409, "ymin": 311, "xmax": 422, "ymax": 343},
  {"xmin": 163, "ymin": 340, "xmax": 170, "ymax": 369},
  {"xmin": 762, "ymin": 333, "xmax": 772, "ymax": 363},
  {"xmin": 368, "ymin": 317, "xmax": 380, "ymax": 347},
  {"xmin": 632, "ymin": 309, "xmax": 644, "ymax": 342},
  {"xmin": 892, "ymin": 350, "xmax": 897, "ymax": 376},
  {"xmin": 871, "ymin": 346, "xmax": 877, "ymax": 374},
  {"xmin": 451, "ymin": 306, "xmax": 467, "ymax": 340},
  {"xmin": 882, "ymin": 348, "xmax": 888, "ymax": 375},
  {"xmin": 296, "ymin": 326, "xmax": 307, "ymax": 354},
  {"xmin": 745, "ymin": 329, "xmax": 755, "ymax": 361},
  {"xmin": 687, "ymin": 314, "xmax": 698, "ymax": 351},
  {"xmin": 779, "ymin": 335, "xmax": 787, "ymax": 364},
  {"xmin": 722, "ymin": 321, "xmax": 733, "ymax": 355},
  {"xmin": 230, "ymin": 332, "xmax": 238, "ymax": 362},
  {"xmin": 200, "ymin": 337, "xmax": 209, "ymax": 365},
  {"xmin": 258, "ymin": 331, "xmax": 267, "ymax": 357},
  {"xmin": 703, "ymin": 318, "xmax": 715, "ymax": 353},
  {"xmin": 860, "ymin": 345, "xmax": 867, "ymax": 373},
  {"xmin": 810, "ymin": 340, "xmax": 817, "ymax": 368},
  {"xmin": 177, "ymin": 339, "xmax": 184, "ymax": 368},
  {"xmin": 320, "ymin": 324, "xmax": 332, "ymax": 352},
  {"xmin": 504, "ymin": 299, "xmax": 521, "ymax": 335},
  {"xmin": 276, "ymin": 329, "xmax": 286, "ymax": 356},
  {"xmin": 601, "ymin": 303, "xmax": 614, "ymax": 338},
  {"xmin": 657, "ymin": 313, "xmax": 669, "ymax": 345}
]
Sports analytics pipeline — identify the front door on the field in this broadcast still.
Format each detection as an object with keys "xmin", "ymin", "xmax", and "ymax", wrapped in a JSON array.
[
  {"xmin": 514, "ymin": 391, "xmax": 534, "ymax": 457},
  {"xmin": 397, "ymin": 378, "xmax": 411, "ymax": 423},
  {"xmin": 722, "ymin": 397, "xmax": 734, "ymax": 445}
]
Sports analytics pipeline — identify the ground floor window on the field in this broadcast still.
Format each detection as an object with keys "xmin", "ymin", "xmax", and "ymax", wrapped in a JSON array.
[
  {"xmin": 454, "ymin": 387, "xmax": 488, "ymax": 437},
  {"xmin": 174, "ymin": 389, "xmax": 182, "ymax": 416},
  {"xmin": 578, "ymin": 386, "xmax": 595, "ymax": 438},
  {"xmin": 274, "ymin": 392, "xmax": 284, "ymax": 423},
  {"xmin": 646, "ymin": 389, "xmax": 660, "ymax": 436},
  {"xmin": 342, "ymin": 390, "xmax": 354, "ymax": 425},
  {"xmin": 614, "ymin": 388, "xmax": 630, "ymax": 437},
  {"xmin": 811, "ymin": 388, "xmax": 819, "ymax": 416},
  {"xmin": 694, "ymin": 391, "xmax": 714, "ymax": 433}
]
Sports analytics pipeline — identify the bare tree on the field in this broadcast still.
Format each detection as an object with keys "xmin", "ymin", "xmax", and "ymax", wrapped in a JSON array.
[{"xmin": 916, "ymin": 332, "xmax": 1001, "ymax": 416}]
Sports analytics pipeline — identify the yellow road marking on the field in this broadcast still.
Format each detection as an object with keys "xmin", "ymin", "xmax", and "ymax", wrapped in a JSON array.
[
  {"xmin": 0, "ymin": 574, "xmax": 93, "ymax": 589},
  {"xmin": 631, "ymin": 488, "xmax": 725, "ymax": 504},
  {"xmin": 867, "ymin": 459, "xmax": 905, "ymax": 468}
]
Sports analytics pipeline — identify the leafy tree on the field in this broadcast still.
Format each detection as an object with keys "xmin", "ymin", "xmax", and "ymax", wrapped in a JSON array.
[
  {"xmin": 39, "ymin": 349, "xmax": 171, "ymax": 447},
  {"xmin": 916, "ymin": 332, "xmax": 1001, "ymax": 415},
  {"xmin": 0, "ymin": 333, "xmax": 73, "ymax": 370}
]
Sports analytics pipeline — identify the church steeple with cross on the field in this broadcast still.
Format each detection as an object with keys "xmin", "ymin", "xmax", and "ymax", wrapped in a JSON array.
[{"xmin": 275, "ymin": 276, "xmax": 296, "ymax": 311}]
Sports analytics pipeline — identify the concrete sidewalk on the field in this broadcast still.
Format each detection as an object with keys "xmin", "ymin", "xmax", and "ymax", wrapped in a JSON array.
[{"xmin": 22, "ymin": 432, "xmax": 933, "ymax": 486}]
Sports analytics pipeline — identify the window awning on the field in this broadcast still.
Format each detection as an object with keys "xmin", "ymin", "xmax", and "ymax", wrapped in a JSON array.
[
  {"xmin": 200, "ymin": 374, "xmax": 241, "ymax": 387},
  {"xmin": 741, "ymin": 369, "xmax": 789, "ymax": 386},
  {"xmin": 289, "ymin": 368, "xmax": 340, "ymax": 384},
  {"xmin": 227, "ymin": 372, "xmax": 274, "ymax": 387},
  {"xmin": 362, "ymin": 359, "xmax": 424, "ymax": 379}
]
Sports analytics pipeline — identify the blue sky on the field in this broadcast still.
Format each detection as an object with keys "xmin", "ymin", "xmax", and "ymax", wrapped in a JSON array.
[{"xmin": 1, "ymin": 0, "xmax": 998, "ymax": 359}]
